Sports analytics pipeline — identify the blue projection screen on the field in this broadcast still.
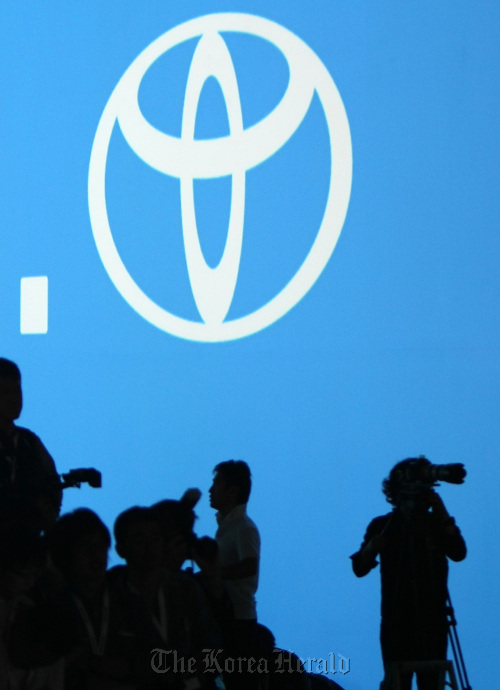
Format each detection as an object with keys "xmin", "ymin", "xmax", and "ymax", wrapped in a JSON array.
[{"xmin": 1, "ymin": 1, "xmax": 499, "ymax": 687}]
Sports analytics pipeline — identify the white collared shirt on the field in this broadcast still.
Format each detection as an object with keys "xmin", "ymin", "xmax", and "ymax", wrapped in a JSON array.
[{"xmin": 216, "ymin": 504, "xmax": 260, "ymax": 620}]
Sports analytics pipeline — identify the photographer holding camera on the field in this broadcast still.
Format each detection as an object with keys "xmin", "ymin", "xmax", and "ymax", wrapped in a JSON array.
[{"xmin": 351, "ymin": 457, "xmax": 467, "ymax": 690}]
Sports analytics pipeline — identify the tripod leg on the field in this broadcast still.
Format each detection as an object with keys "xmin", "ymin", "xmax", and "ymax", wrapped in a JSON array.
[{"xmin": 446, "ymin": 592, "xmax": 472, "ymax": 690}]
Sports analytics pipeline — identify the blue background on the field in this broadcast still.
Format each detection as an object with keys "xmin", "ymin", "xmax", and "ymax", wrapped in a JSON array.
[{"xmin": 1, "ymin": 2, "xmax": 499, "ymax": 687}]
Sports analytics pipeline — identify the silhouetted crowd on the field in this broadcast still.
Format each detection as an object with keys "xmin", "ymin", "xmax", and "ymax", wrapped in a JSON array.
[
  {"xmin": 0, "ymin": 358, "xmax": 467, "ymax": 690},
  {"xmin": 0, "ymin": 358, "xmax": 348, "ymax": 690}
]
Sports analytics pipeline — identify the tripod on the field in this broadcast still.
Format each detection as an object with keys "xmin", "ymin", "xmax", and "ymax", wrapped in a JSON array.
[{"xmin": 445, "ymin": 589, "xmax": 471, "ymax": 690}]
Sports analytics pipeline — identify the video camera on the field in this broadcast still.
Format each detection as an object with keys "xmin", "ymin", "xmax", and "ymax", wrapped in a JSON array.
[
  {"xmin": 59, "ymin": 468, "xmax": 102, "ymax": 490},
  {"xmin": 393, "ymin": 456, "xmax": 466, "ymax": 497}
]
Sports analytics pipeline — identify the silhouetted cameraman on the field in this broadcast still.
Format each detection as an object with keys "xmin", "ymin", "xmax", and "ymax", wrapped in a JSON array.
[{"xmin": 351, "ymin": 457, "xmax": 466, "ymax": 690}]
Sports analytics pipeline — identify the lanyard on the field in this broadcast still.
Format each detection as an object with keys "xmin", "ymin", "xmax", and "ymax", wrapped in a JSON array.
[
  {"xmin": 127, "ymin": 579, "xmax": 168, "ymax": 643},
  {"xmin": 73, "ymin": 589, "xmax": 110, "ymax": 656},
  {"xmin": 151, "ymin": 586, "xmax": 168, "ymax": 643}
]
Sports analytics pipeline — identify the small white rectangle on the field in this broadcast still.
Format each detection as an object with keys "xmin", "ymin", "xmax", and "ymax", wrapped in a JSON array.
[{"xmin": 20, "ymin": 277, "xmax": 48, "ymax": 334}]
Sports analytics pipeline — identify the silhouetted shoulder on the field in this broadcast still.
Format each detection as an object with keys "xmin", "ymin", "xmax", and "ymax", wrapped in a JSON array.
[{"xmin": 350, "ymin": 513, "xmax": 392, "ymax": 577}]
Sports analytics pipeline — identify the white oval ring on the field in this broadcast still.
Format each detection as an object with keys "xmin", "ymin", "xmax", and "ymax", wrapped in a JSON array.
[{"xmin": 88, "ymin": 12, "xmax": 352, "ymax": 342}]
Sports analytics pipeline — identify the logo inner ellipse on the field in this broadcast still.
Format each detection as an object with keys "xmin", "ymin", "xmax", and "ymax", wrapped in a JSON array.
[{"xmin": 181, "ymin": 31, "xmax": 245, "ymax": 325}]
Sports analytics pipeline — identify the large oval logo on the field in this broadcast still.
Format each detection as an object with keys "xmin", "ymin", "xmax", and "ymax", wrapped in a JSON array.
[{"xmin": 88, "ymin": 13, "xmax": 352, "ymax": 342}]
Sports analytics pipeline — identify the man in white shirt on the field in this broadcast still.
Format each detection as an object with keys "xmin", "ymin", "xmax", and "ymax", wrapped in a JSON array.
[
  {"xmin": 209, "ymin": 460, "xmax": 260, "ymax": 621},
  {"xmin": 209, "ymin": 460, "xmax": 260, "ymax": 689}
]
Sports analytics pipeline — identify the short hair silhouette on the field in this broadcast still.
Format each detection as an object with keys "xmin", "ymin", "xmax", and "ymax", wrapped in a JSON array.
[
  {"xmin": 47, "ymin": 508, "xmax": 110, "ymax": 577},
  {"xmin": 0, "ymin": 358, "xmax": 21, "ymax": 380},
  {"xmin": 114, "ymin": 505, "xmax": 158, "ymax": 547},
  {"xmin": 214, "ymin": 459, "xmax": 252, "ymax": 504},
  {"xmin": 151, "ymin": 499, "xmax": 196, "ymax": 542},
  {"xmin": 382, "ymin": 457, "xmax": 435, "ymax": 505}
]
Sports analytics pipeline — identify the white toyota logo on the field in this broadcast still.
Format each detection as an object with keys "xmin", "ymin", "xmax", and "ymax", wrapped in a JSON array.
[{"xmin": 88, "ymin": 13, "xmax": 352, "ymax": 342}]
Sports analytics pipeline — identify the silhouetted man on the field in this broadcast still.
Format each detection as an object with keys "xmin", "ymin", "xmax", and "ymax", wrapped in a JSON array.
[
  {"xmin": 209, "ymin": 460, "xmax": 260, "ymax": 689},
  {"xmin": 209, "ymin": 460, "xmax": 260, "ymax": 622},
  {"xmin": 0, "ymin": 358, "xmax": 61, "ymax": 531},
  {"xmin": 351, "ymin": 457, "xmax": 466, "ymax": 690}
]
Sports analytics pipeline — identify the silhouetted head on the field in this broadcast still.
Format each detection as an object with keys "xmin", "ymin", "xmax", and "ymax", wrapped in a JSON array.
[
  {"xmin": 150, "ymin": 499, "xmax": 197, "ymax": 571},
  {"xmin": 0, "ymin": 359, "xmax": 21, "ymax": 381},
  {"xmin": 151, "ymin": 499, "xmax": 195, "ymax": 541},
  {"xmin": 114, "ymin": 506, "xmax": 163, "ymax": 570},
  {"xmin": 47, "ymin": 508, "xmax": 110, "ymax": 595},
  {"xmin": 382, "ymin": 457, "xmax": 435, "ymax": 506},
  {"xmin": 209, "ymin": 460, "xmax": 252, "ymax": 514},
  {"xmin": 0, "ymin": 358, "xmax": 22, "ymax": 429}
]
